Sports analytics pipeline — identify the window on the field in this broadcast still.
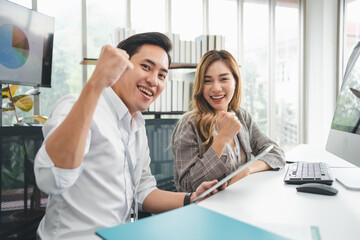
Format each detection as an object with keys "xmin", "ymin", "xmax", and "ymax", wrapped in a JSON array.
[
  {"xmin": 274, "ymin": 0, "xmax": 299, "ymax": 150},
  {"xmin": 241, "ymin": 0, "xmax": 300, "ymax": 150},
  {"xmin": 37, "ymin": 0, "xmax": 82, "ymax": 116},
  {"xmin": 209, "ymin": 0, "xmax": 238, "ymax": 60},
  {"xmin": 86, "ymin": 0, "xmax": 126, "ymax": 80},
  {"xmin": 87, "ymin": 0, "xmax": 126, "ymax": 58},
  {"xmin": 343, "ymin": 0, "xmax": 360, "ymax": 80},
  {"xmin": 131, "ymin": 0, "xmax": 166, "ymax": 34},
  {"xmin": 2, "ymin": 0, "xmax": 302, "ymax": 150},
  {"xmin": 242, "ymin": 0, "xmax": 269, "ymax": 133},
  {"xmin": 172, "ymin": 0, "xmax": 202, "ymax": 40}
]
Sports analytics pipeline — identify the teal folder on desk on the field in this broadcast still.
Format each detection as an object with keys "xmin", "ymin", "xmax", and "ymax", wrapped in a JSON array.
[{"xmin": 96, "ymin": 204, "xmax": 289, "ymax": 240}]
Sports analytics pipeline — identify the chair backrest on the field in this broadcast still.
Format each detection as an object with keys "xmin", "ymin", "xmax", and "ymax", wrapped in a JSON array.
[
  {"xmin": 0, "ymin": 126, "xmax": 46, "ymax": 239},
  {"xmin": 145, "ymin": 118, "xmax": 179, "ymax": 192}
]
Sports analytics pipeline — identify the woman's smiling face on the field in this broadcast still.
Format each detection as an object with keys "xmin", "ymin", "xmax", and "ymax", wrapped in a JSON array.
[{"xmin": 202, "ymin": 60, "xmax": 236, "ymax": 113}]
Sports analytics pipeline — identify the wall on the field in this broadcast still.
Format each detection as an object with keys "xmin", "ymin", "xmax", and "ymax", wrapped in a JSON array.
[{"xmin": 305, "ymin": 0, "xmax": 339, "ymax": 147}]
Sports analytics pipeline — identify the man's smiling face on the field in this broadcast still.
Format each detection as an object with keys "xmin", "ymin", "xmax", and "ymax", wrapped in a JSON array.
[{"xmin": 112, "ymin": 44, "xmax": 169, "ymax": 116}]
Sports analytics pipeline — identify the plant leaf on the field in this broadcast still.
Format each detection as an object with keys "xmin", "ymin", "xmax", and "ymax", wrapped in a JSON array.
[
  {"xmin": 1, "ymin": 102, "xmax": 15, "ymax": 112},
  {"xmin": 11, "ymin": 94, "xmax": 28, "ymax": 103},
  {"xmin": 13, "ymin": 95, "xmax": 34, "ymax": 112},
  {"xmin": 2, "ymin": 85, "xmax": 19, "ymax": 99},
  {"xmin": 30, "ymin": 115, "xmax": 48, "ymax": 124}
]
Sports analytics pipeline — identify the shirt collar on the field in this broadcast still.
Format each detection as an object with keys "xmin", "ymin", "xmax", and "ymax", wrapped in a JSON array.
[{"xmin": 104, "ymin": 87, "xmax": 145, "ymax": 130}]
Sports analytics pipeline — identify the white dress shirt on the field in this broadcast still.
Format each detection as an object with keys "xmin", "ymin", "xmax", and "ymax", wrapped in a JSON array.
[{"xmin": 34, "ymin": 87, "xmax": 157, "ymax": 240}]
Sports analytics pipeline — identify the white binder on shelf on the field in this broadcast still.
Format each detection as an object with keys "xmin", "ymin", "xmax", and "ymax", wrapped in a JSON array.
[
  {"xmin": 173, "ymin": 34, "xmax": 180, "ymax": 63},
  {"xmin": 177, "ymin": 80, "xmax": 183, "ymax": 111},
  {"xmin": 190, "ymin": 41, "xmax": 196, "ymax": 64},
  {"xmin": 208, "ymin": 35, "xmax": 215, "ymax": 51},
  {"xmin": 165, "ymin": 80, "xmax": 172, "ymax": 112},
  {"xmin": 183, "ymin": 81, "xmax": 191, "ymax": 112},
  {"xmin": 171, "ymin": 79, "xmax": 178, "ymax": 111},
  {"xmin": 180, "ymin": 40, "xmax": 186, "ymax": 63}
]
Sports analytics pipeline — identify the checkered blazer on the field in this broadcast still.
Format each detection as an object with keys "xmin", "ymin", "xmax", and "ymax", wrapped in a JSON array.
[{"xmin": 171, "ymin": 107, "xmax": 285, "ymax": 192}]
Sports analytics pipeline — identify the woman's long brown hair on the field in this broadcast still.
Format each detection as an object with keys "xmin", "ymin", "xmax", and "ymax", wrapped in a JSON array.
[{"xmin": 187, "ymin": 50, "xmax": 242, "ymax": 151}]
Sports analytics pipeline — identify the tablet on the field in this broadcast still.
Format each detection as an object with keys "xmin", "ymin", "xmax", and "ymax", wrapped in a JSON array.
[{"xmin": 192, "ymin": 144, "xmax": 274, "ymax": 203}]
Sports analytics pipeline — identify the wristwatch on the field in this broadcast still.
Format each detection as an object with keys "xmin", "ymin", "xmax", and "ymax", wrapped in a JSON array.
[{"xmin": 183, "ymin": 192, "xmax": 193, "ymax": 206}]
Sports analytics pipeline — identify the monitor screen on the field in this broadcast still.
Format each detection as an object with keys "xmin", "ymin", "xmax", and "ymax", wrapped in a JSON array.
[
  {"xmin": 0, "ymin": 0, "xmax": 54, "ymax": 88},
  {"xmin": 326, "ymin": 41, "xmax": 360, "ymax": 168}
]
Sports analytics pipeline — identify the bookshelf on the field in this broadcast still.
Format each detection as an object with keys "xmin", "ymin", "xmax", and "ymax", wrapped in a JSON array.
[{"xmin": 80, "ymin": 58, "xmax": 197, "ymax": 69}]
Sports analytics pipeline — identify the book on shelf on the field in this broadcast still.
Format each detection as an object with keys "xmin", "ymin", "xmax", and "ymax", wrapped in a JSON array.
[
  {"xmin": 114, "ymin": 27, "xmax": 124, "ymax": 45},
  {"xmin": 183, "ymin": 81, "xmax": 191, "ymax": 112},
  {"xmin": 215, "ymin": 35, "xmax": 222, "ymax": 50},
  {"xmin": 182, "ymin": 71, "xmax": 195, "ymax": 82},
  {"xmin": 208, "ymin": 34, "xmax": 215, "ymax": 51},
  {"xmin": 155, "ymin": 95, "xmax": 162, "ymax": 112},
  {"xmin": 165, "ymin": 80, "xmax": 172, "ymax": 112},
  {"xmin": 114, "ymin": 27, "xmax": 135, "ymax": 44},
  {"xmin": 185, "ymin": 40, "xmax": 191, "ymax": 63},
  {"xmin": 148, "ymin": 101, "xmax": 155, "ymax": 112},
  {"xmin": 171, "ymin": 79, "xmax": 178, "ymax": 112},
  {"xmin": 180, "ymin": 40, "xmax": 186, "ymax": 63},
  {"xmin": 195, "ymin": 34, "xmax": 225, "ymax": 56},
  {"xmin": 177, "ymin": 80, "xmax": 183, "ymax": 112},
  {"xmin": 160, "ymin": 82, "xmax": 167, "ymax": 112},
  {"xmin": 196, "ymin": 35, "xmax": 208, "ymax": 57},
  {"xmin": 165, "ymin": 32, "xmax": 174, "ymax": 59},
  {"xmin": 191, "ymin": 41, "xmax": 197, "ymax": 64},
  {"xmin": 173, "ymin": 34, "xmax": 180, "ymax": 63},
  {"xmin": 196, "ymin": 40, "xmax": 202, "ymax": 62}
]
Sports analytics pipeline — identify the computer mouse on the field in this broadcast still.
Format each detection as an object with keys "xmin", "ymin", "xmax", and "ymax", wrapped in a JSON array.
[{"xmin": 296, "ymin": 183, "xmax": 338, "ymax": 196}]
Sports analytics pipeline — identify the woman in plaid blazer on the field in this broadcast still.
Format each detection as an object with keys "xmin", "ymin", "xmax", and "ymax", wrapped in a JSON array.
[{"xmin": 171, "ymin": 50, "xmax": 285, "ymax": 192}]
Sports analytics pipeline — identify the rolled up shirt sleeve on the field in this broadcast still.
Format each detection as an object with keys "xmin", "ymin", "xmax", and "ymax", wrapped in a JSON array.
[
  {"xmin": 34, "ymin": 94, "xmax": 89, "ymax": 196},
  {"xmin": 34, "ymin": 145, "xmax": 84, "ymax": 195}
]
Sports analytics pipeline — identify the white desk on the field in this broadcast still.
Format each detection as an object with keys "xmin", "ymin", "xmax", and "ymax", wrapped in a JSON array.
[{"xmin": 199, "ymin": 144, "xmax": 360, "ymax": 240}]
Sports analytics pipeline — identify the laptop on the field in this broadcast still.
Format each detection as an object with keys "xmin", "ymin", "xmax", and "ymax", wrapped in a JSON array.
[{"xmin": 193, "ymin": 145, "xmax": 274, "ymax": 202}]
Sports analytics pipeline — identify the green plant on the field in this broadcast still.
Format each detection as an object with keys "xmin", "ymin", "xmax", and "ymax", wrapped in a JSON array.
[
  {"xmin": 1, "ymin": 84, "xmax": 47, "ymax": 215},
  {"xmin": 2, "ymin": 84, "xmax": 47, "ymax": 124}
]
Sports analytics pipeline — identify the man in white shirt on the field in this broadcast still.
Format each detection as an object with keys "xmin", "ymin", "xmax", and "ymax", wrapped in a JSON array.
[{"xmin": 34, "ymin": 32, "xmax": 225, "ymax": 239}]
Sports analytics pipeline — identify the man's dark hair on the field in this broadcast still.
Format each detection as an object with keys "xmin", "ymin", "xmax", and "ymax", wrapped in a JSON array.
[{"xmin": 117, "ymin": 32, "xmax": 172, "ymax": 66}]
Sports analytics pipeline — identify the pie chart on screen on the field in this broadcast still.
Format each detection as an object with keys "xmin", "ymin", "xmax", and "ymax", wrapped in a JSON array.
[{"xmin": 0, "ymin": 24, "xmax": 30, "ymax": 69}]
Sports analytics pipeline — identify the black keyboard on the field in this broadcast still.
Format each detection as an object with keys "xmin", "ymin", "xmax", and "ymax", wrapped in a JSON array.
[{"xmin": 284, "ymin": 162, "xmax": 334, "ymax": 185}]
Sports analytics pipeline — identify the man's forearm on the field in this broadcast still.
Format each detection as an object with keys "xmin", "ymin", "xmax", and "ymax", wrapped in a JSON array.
[
  {"xmin": 142, "ymin": 180, "xmax": 225, "ymax": 214},
  {"xmin": 142, "ymin": 189, "xmax": 187, "ymax": 214},
  {"xmin": 45, "ymin": 81, "xmax": 104, "ymax": 169}
]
